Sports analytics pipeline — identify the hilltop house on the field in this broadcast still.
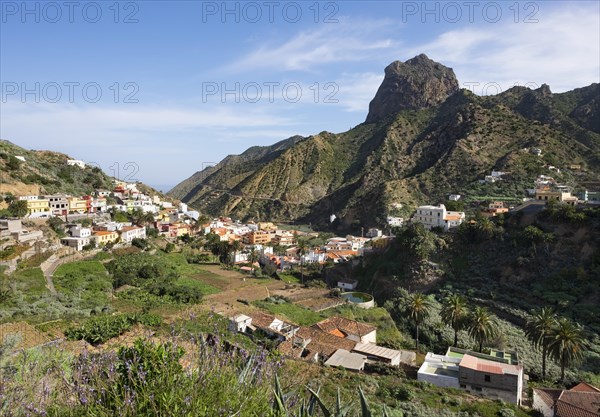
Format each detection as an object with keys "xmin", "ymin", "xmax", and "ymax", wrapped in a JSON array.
[
  {"xmin": 533, "ymin": 382, "xmax": 600, "ymax": 417},
  {"xmin": 413, "ymin": 204, "xmax": 465, "ymax": 231},
  {"xmin": 418, "ymin": 347, "xmax": 526, "ymax": 405}
]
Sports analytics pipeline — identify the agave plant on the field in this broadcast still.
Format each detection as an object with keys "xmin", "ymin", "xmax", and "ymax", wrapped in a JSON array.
[{"xmin": 272, "ymin": 374, "xmax": 389, "ymax": 417}]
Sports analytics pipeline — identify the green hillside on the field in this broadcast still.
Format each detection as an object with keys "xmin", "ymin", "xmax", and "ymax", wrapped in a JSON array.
[{"xmin": 169, "ymin": 56, "xmax": 600, "ymax": 230}]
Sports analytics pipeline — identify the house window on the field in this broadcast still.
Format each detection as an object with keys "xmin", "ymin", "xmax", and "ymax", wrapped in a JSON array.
[
  {"xmin": 474, "ymin": 386, "xmax": 482, "ymax": 392},
  {"xmin": 484, "ymin": 375, "xmax": 491, "ymax": 382},
  {"xmin": 460, "ymin": 384, "xmax": 466, "ymax": 389}
]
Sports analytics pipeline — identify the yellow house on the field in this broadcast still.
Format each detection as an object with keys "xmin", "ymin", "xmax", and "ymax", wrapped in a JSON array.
[
  {"xmin": 26, "ymin": 199, "xmax": 50, "ymax": 215},
  {"xmin": 175, "ymin": 223, "xmax": 191, "ymax": 237},
  {"xmin": 93, "ymin": 230, "xmax": 119, "ymax": 245},
  {"xmin": 257, "ymin": 222, "xmax": 277, "ymax": 231},
  {"xmin": 535, "ymin": 190, "xmax": 578, "ymax": 206},
  {"xmin": 68, "ymin": 197, "xmax": 88, "ymax": 214}
]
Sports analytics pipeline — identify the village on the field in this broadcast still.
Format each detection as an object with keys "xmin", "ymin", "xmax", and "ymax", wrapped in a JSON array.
[{"xmin": 2, "ymin": 157, "xmax": 600, "ymax": 416}]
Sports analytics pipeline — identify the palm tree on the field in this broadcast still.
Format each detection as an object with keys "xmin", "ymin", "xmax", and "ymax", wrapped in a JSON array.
[
  {"xmin": 525, "ymin": 307, "xmax": 557, "ymax": 380},
  {"xmin": 229, "ymin": 240, "xmax": 242, "ymax": 266},
  {"xmin": 247, "ymin": 248, "xmax": 259, "ymax": 271},
  {"xmin": 402, "ymin": 292, "xmax": 434, "ymax": 351},
  {"xmin": 297, "ymin": 240, "xmax": 308, "ymax": 285},
  {"xmin": 440, "ymin": 294, "xmax": 469, "ymax": 347},
  {"xmin": 548, "ymin": 317, "xmax": 586, "ymax": 383},
  {"xmin": 8, "ymin": 200, "xmax": 28, "ymax": 218},
  {"xmin": 468, "ymin": 306, "xmax": 498, "ymax": 352}
]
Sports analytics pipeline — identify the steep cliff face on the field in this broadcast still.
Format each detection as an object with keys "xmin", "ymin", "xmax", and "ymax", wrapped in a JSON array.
[
  {"xmin": 169, "ymin": 55, "xmax": 600, "ymax": 230},
  {"xmin": 365, "ymin": 54, "xmax": 459, "ymax": 123}
]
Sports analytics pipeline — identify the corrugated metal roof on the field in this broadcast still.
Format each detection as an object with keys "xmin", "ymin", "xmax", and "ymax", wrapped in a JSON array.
[
  {"xmin": 353, "ymin": 342, "xmax": 401, "ymax": 360},
  {"xmin": 324, "ymin": 349, "xmax": 366, "ymax": 371}
]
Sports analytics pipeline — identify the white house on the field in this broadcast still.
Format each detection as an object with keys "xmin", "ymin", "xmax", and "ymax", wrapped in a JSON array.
[
  {"xmin": 418, "ymin": 348, "xmax": 525, "ymax": 405},
  {"xmin": 303, "ymin": 250, "xmax": 328, "ymax": 264},
  {"xmin": 448, "ymin": 194, "xmax": 461, "ymax": 201},
  {"xmin": 61, "ymin": 237, "xmax": 91, "ymax": 251},
  {"xmin": 119, "ymin": 226, "xmax": 146, "ymax": 243},
  {"xmin": 15, "ymin": 156, "xmax": 26, "ymax": 162},
  {"xmin": 70, "ymin": 226, "xmax": 92, "ymax": 238},
  {"xmin": 228, "ymin": 314, "xmax": 253, "ymax": 333},
  {"xmin": 67, "ymin": 160, "xmax": 86, "ymax": 169},
  {"xmin": 413, "ymin": 204, "xmax": 465, "ymax": 232},
  {"xmin": 337, "ymin": 278, "xmax": 358, "ymax": 290},
  {"xmin": 386, "ymin": 216, "xmax": 404, "ymax": 227}
]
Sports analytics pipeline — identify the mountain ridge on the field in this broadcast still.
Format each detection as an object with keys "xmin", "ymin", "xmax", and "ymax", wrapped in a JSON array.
[{"xmin": 169, "ymin": 55, "xmax": 600, "ymax": 229}]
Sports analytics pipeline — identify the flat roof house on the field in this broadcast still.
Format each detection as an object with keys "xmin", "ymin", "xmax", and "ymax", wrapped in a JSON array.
[{"xmin": 418, "ymin": 347, "xmax": 526, "ymax": 405}]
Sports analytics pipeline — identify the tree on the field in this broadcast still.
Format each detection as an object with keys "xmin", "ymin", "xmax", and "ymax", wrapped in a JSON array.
[
  {"xmin": 6, "ymin": 155, "xmax": 21, "ymax": 171},
  {"xmin": 401, "ymin": 292, "xmax": 434, "ymax": 351},
  {"xmin": 548, "ymin": 318, "xmax": 586, "ymax": 383},
  {"xmin": 525, "ymin": 307, "xmax": 557, "ymax": 380},
  {"xmin": 395, "ymin": 223, "xmax": 438, "ymax": 261},
  {"xmin": 247, "ymin": 248, "xmax": 259, "ymax": 270},
  {"xmin": 441, "ymin": 294, "xmax": 469, "ymax": 347},
  {"xmin": 8, "ymin": 200, "xmax": 28, "ymax": 218},
  {"xmin": 3, "ymin": 193, "xmax": 15, "ymax": 204},
  {"xmin": 297, "ymin": 239, "xmax": 308, "ymax": 285},
  {"xmin": 468, "ymin": 306, "xmax": 498, "ymax": 352},
  {"xmin": 229, "ymin": 240, "xmax": 242, "ymax": 266}
]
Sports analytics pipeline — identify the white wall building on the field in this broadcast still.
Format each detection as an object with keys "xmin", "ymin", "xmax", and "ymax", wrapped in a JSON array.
[
  {"xmin": 61, "ymin": 237, "xmax": 91, "ymax": 251},
  {"xmin": 120, "ymin": 226, "xmax": 146, "ymax": 242},
  {"xmin": 70, "ymin": 226, "xmax": 92, "ymax": 238},
  {"xmin": 413, "ymin": 204, "xmax": 465, "ymax": 232},
  {"xmin": 67, "ymin": 160, "xmax": 86, "ymax": 168},
  {"xmin": 386, "ymin": 217, "xmax": 404, "ymax": 227}
]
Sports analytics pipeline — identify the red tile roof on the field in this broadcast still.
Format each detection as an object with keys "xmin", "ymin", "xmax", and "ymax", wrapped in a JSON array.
[
  {"xmin": 534, "ymin": 384, "xmax": 600, "ymax": 417},
  {"xmin": 280, "ymin": 326, "xmax": 357, "ymax": 359},
  {"xmin": 572, "ymin": 383, "xmax": 600, "ymax": 393},
  {"xmin": 312, "ymin": 316, "xmax": 376, "ymax": 339},
  {"xmin": 556, "ymin": 390, "xmax": 600, "ymax": 417}
]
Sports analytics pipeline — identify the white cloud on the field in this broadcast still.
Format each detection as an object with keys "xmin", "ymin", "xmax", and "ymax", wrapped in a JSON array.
[
  {"xmin": 335, "ymin": 72, "xmax": 384, "ymax": 113},
  {"xmin": 227, "ymin": 18, "xmax": 398, "ymax": 73},
  {"xmin": 408, "ymin": 4, "xmax": 600, "ymax": 93}
]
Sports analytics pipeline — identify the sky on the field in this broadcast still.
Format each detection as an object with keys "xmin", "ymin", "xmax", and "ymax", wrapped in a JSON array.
[{"xmin": 1, "ymin": 0, "xmax": 599, "ymax": 192}]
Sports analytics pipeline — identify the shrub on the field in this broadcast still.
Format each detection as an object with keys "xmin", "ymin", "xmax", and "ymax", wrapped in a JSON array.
[
  {"xmin": 498, "ymin": 408, "xmax": 515, "ymax": 417},
  {"xmin": 392, "ymin": 385, "xmax": 415, "ymax": 401},
  {"xmin": 65, "ymin": 313, "xmax": 162, "ymax": 345}
]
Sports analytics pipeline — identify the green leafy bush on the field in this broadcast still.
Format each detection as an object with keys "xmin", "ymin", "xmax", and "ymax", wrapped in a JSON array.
[{"xmin": 65, "ymin": 313, "xmax": 162, "ymax": 345}]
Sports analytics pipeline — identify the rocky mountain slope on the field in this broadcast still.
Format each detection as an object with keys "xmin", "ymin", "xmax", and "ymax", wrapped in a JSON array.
[{"xmin": 169, "ymin": 54, "xmax": 600, "ymax": 229}]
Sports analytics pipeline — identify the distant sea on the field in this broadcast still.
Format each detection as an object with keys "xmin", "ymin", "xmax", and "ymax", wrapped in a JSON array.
[{"xmin": 150, "ymin": 184, "xmax": 174, "ymax": 193}]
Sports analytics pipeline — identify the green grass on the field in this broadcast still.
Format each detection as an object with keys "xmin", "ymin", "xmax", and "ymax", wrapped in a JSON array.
[
  {"xmin": 252, "ymin": 300, "xmax": 326, "ymax": 326},
  {"xmin": 53, "ymin": 261, "xmax": 111, "ymax": 292},
  {"xmin": 161, "ymin": 252, "xmax": 222, "ymax": 295},
  {"xmin": 322, "ymin": 306, "xmax": 405, "ymax": 348},
  {"xmin": 278, "ymin": 273, "xmax": 300, "ymax": 284},
  {"xmin": 53, "ymin": 260, "xmax": 112, "ymax": 310},
  {"xmin": 176, "ymin": 276, "xmax": 221, "ymax": 295},
  {"xmin": 6, "ymin": 268, "xmax": 48, "ymax": 302}
]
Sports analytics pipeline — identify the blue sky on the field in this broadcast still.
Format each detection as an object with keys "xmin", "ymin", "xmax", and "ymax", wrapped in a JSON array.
[{"xmin": 1, "ymin": 1, "xmax": 599, "ymax": 191}]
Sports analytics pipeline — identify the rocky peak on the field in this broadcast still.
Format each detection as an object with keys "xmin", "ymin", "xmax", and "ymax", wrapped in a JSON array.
[{"xmin": 366, "ymin": 54, "xmax": 459, "ymax": 123}]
